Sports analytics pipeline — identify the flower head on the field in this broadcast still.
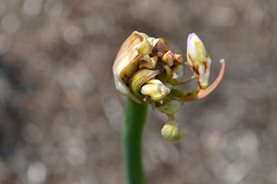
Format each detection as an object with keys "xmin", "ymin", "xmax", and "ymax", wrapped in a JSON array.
[{"xmin": 113, "ymin": 31, "xmax": 225, "ymax": 140}]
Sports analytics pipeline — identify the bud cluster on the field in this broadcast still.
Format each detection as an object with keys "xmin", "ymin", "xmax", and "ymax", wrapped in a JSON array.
[{"xmin": 113, "ymin": 31, "xmax": 225, "ymax": 141}]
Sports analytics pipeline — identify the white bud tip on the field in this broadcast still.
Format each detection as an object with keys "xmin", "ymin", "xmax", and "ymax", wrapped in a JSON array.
[{"xmin": 187, "ymin": 33, "xmax": 201, "ymax": 43}]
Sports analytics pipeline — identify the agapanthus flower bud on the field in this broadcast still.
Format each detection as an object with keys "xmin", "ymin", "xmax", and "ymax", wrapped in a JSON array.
[
  {"xmin": 113, "ymin": 31, "xmax": 226, "ymax": 140},
  {"xmin": 187, "ymin": 33, "xmax": 211, "ymax": 89}
]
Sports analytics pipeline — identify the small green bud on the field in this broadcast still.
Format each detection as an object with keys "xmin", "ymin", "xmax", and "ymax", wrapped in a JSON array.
[
  {"xmin": 136, "ymin": 40, "xmax": 152, "ymax": 56},
  {"xmin": 161, "ymin": 122, "xmax": 186, "ymax": 141}
]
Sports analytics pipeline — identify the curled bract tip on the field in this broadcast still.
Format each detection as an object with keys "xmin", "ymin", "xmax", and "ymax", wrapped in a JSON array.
[
  {"xmin": 168, "ymin": 59, "xmax": 225, "ymax": 102},
  {"xmin": 196, "ymin": 59, "xmax": 225, "ymax": 100}
]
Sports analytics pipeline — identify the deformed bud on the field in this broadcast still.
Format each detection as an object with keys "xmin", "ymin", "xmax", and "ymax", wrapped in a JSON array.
[{"xmin": 187, "ymin": 33, "xmax": 211, "ymax": 89}]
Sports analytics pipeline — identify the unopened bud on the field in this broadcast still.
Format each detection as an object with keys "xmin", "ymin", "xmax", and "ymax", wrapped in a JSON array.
[
  {"xmin": 140, "ymin": 79, "xmax": 170, "ymax": 101},
  {"xmin": 135, "ymin": 40, "xmax": 152, "ymax": 56},
  {"xmin": 187, "ymin": 33, "xmax": 211, "ymax": 89},
  {"xmin": 174, "ymin": 54, "xmax": 183, "ymax": 64},
  {"xmin": 161, "ymin": 50, "xmax": 174, "ymax": 67},
  {"xmin": 139, "ymin": 56, "xmax": 158, "ymax": 69},
  {"xmin": 161, "ymin": 123, "xmax": 185, "ymax": 141}
]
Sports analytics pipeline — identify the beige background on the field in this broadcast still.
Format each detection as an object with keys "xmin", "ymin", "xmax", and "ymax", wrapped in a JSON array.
[{"xmin": 0, "ymin": 0, "xmax": 277, "ymax": 183}]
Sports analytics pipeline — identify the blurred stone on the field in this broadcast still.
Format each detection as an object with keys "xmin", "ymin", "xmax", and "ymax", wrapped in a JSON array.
[
  {"xmin": 27, "ymin": 162, "xmax": 47, "ymax": 184},
  {"xmin": 223, "ymin": 160, "xmax": 249, "ymax": 183},
  {"xmin": 63, "ymin": 25, "xmax": 83, "ymax": 45},
  {"xmin": 23, "ymin": 0, "xmax": 43, "ymax": 16},
  {"xmin": 1, "ymin": 13, "xmax": 20, "ymax": 34},
  {"xmin": 102, "ymin": 95, "xmax": 123, "ymax": 132},
  {"xmin": 0, "ymin": 1, "xmax": 7, "ymax": 17},
  {"xmin": 208, "ymin": 7, "xmax": 237, "ymax": 27},
  {"xmin": 0, "ymin": 33, "xmax": 11, "ymax": 54}
]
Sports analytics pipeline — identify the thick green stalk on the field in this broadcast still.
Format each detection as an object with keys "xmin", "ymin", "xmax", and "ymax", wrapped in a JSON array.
[{"xmin": 122, "ymin": 97, "xmax": 148, "ymax": 184}]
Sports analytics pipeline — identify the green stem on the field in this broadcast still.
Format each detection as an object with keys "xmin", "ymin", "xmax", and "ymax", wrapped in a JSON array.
[{"xmin": 122, "ymin": 97, "xmax": 148, "ymax": 184}]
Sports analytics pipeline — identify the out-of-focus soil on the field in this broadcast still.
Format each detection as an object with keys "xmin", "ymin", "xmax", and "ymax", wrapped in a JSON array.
[{"xmin": 0, "ymin": 0, "xmax": 277, "ymax": 183}]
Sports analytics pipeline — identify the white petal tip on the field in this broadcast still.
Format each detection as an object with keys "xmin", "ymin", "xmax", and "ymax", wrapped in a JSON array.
[{"xmin": 187, "ymin": 33, "xmax": 200, "ymax": 42}]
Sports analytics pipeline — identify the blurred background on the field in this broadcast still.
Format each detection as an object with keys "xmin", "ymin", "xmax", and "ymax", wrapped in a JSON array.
[{"xmin": 0, "ymin": 0, "xmax": 277, "ymax": 183}]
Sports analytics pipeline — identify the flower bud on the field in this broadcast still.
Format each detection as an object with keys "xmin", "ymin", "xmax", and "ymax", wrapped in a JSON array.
[
  {"xmin": 187, "ymin": 33, "xmax": 211, "ymax": 89},
  {"xmin": 129, "ymin": 69, "xmax": 161, "ymax": 101},
  {"xmin": 138, "ymin": 56, "xmax": 158, "ymax": 69},
  {"xmin": 140, "ymin": 79, "xmax": 170, "ymax": 101},
  {"xmin": 161, "ymin": 50, "xmax": 175, "ymax": 66},
  {"xmin": 161, "ymin": 122, "xmax": 185, "ymax": 141},
  {"xmin": 174, "ymin": 54, "xmax": 183, "ymax": 64}
]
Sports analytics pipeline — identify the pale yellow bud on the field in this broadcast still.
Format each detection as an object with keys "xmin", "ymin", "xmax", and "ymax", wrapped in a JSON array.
[
  {"xmin": 161, "ymin": 123, "xmax": 185, "ymax": 141},
  {"xmin": 187, "ymin": 33, "xmax": 211, "ymax": 89},
  {"xmin": 140, "ymin": 79, "xmax": 170, "ymax": 101}
]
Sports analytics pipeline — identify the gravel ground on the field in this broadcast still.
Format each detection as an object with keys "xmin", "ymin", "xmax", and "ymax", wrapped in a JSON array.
[{"xmin": 0, "ymin": 0, "xmax": 277, "ymax": 184}]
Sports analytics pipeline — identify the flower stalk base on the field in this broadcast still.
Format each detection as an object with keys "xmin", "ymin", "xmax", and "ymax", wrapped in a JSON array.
[{"xmin": 122, "ymin": 97, "xmax": 147, "ymax": 184}]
